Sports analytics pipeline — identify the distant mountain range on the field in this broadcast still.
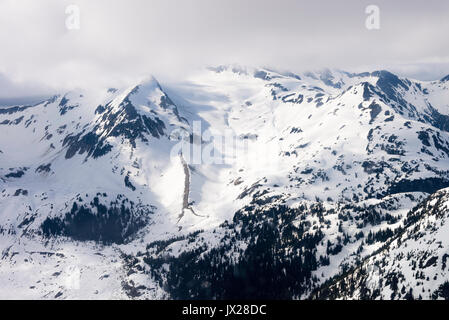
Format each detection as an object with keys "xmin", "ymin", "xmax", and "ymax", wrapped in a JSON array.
[{"xmin": 1, "ymin": 66, "xmax": 449, "ymax": 300}]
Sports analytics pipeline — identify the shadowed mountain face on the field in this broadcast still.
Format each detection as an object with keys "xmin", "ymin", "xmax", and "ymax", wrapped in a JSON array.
[{"xmin": 1, "ymin": 67, "xmax": 449, "ymax": 299}]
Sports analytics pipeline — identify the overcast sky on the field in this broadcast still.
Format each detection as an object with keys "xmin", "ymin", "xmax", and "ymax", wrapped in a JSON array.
[{"xmin": 1, "ymin": 0, "xmax": 449, "ymax": 104}]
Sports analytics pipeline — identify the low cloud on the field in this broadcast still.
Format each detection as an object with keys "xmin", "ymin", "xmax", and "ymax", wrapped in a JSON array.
[{"xmin": 1, "ymin": 0, "xmax": 448, "ymax": 99}]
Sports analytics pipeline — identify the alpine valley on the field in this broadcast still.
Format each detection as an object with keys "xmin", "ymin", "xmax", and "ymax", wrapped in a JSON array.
[{"xmin": 2, "ymin": 66, "xmax": 449, "ymax": 300}]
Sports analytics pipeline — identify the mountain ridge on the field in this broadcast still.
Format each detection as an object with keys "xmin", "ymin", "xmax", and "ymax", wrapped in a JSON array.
[{"xmin": 1, "ymin": 66, "xmax": 449, "ymax": 299}]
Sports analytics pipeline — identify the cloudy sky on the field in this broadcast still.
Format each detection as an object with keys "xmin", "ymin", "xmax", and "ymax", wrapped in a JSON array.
[{"xmin": 1, "ymin": 0, "xmax": 449, "ymax": 104}]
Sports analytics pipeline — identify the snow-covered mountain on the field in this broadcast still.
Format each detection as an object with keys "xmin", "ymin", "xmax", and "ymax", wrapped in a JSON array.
[{"xmin": 1, "ymin": 66, "xmax": 449, "ymax": 299}]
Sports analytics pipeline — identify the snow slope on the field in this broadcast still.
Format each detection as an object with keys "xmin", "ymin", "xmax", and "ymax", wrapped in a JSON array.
[{"xmin": 1, "ymin": 66, "xmax": 449, "ymax": 299}]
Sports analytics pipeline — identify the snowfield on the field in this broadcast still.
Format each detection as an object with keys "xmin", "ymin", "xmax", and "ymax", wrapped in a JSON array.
[{"xmin": 1, "ymin": 66, "xmax": 449, "ymax": 299}]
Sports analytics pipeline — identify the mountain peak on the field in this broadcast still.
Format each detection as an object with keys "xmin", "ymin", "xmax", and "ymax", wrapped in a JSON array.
[{"xmin": 4, "ymin": 66, "xmax": 449, "ymax": 300}]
